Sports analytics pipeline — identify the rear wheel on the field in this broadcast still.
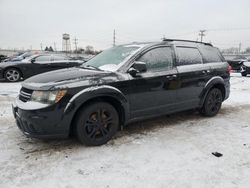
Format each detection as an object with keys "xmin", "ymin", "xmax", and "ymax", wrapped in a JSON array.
[
  {"xmin": 200, "ymin": 88, "xmax": 223, "ymax": 117},
  {"xmin": 4, "ymin": 68, "xmax": 21, "ymax": 82},
  {"xmin": 75, "ymin": 102, "xmax": 119, "ymax": 146}
]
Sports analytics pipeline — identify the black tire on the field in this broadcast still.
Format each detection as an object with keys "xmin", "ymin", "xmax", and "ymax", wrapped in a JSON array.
[
  {"xmin": 75, "ymin": 102, "xmax": 119, "ymax": 146},
  {"xmin": 241, "ymin": 72, "xmax": 247, "ymax": 77},
  {"xmin": 200, "ymin": 88, "xmax": 223, "ymax": 117},
  {"xmin": 4, "ymin": 68, "xmax": 21, "ymax": 82}
]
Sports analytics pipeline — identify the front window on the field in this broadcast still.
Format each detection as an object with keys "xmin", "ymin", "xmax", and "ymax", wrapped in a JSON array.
[
  {"xmin": 137, "ymin": 47, "xmax": 173, "ymax": 72},
  {"xmin": 82, "ymin": 45, "xmax": 143, "ymax": 71}
]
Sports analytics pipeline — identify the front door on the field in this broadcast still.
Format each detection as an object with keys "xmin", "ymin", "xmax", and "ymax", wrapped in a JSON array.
[
  {"xmin": 128, "ymin": 46, "xmax": 179, "ymax": 119},
  {"xmin": 27, "ymin": 55, "xmax": 52, "ymax": 77}
]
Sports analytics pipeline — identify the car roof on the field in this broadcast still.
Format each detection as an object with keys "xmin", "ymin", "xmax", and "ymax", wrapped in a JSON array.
[{"xmin": 119, "ymin": 39, "xmax": 214, "ymax": 50}]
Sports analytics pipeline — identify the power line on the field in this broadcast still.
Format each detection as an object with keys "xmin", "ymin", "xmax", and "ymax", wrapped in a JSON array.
[
  {"xmin": 113, "ymin": 29, "xmax": 116, "ymax": 47},
  {"xmin": 54, "ymin": 42, "xmax": 57, "ymax": 51},
  {"xmin": 73, "ymin": 37, "xmax": 78, "ymax": 51},
  {"xmin": 40, "ymin": 43, "xmax": 43, "ymax": 51},
  {"xmin": 199, "ymin": 30, "xmax": 206, "ymax": 42}
]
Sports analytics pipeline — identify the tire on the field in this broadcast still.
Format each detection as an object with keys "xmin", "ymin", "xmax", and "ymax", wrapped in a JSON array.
[
  {"xmin": 200, "ymin": 88, "xmax": 223, "ymax": 117},
  {"xmin": 4, "ymin": 68, "xmax": 21, "ymax": 82},
  {"xmin": 241, "ymin": 72, "xmax": 247, "ymax": 77},
  {"xmin": 75, "ymin": 102, "xmax": 119, "ymax": 146}
]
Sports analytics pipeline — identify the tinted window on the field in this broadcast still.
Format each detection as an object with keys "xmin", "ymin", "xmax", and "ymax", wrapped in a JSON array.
[
  {"xmin": 199, "ymin": 46, "xmax": 223, "ymax": 63},
  {"xmin": 177, "ymin": 47, "xmax": 202, "ymax": 65},
  {"xmin": 35, "ymin": 55, "xmax": 51, "ymax": 62},
  {"xmin": 138, "ymin": 47, "xmax": 173, "ymax": 72}
]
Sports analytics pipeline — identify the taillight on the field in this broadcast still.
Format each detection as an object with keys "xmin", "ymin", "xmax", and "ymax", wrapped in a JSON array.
[{"xmin": 227, "ymin": 65, "xmax": 232, "ymax": 73}]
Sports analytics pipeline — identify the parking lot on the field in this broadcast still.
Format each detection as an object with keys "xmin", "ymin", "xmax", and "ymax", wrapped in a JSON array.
[{"xmin": 0, "ymin": 73, "xmax": 249, "ymax": 188}]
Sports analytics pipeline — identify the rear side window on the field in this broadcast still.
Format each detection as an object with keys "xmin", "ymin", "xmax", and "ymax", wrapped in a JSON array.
[
  {"xmin": 138, "ymin": 46, "xmax": 173, "ymax": 72},
  {"xmin": 53, "ymin": 55, "xmax": 68, "ymax": 61},
  {"xmin": 35, "ymin": 55, "xmax": 51, "ymax": 62},
  {"xmin": 176, "ymin": 47, "xmax": 202, "ymax": 65},
  {"xmin": 199, "ymin": 46, "xmax": 223, "ymax": 63}
]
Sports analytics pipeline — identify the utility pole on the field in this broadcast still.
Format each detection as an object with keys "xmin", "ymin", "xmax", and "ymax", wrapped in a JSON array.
[
  {"xmin": 199, "ymin": 30, "xmax": 206, "ymax": 42},
  {"xmin": 239, "ymin": 42, "xmax": 241, "ymax": 54},
  {"xmin": 73, "ymin": 37, "xmax": 78, "ymax": 52},
  {"xmin": 54, "ymin": 42, "xmax": 57, "ymax": 52},
  {"xmin": 113, "ymin": 29, "xmax": 116, "ymax": 47},
  {"xmin": 40, "ymin": 43, "xmax": 43, "ymax": 51}
]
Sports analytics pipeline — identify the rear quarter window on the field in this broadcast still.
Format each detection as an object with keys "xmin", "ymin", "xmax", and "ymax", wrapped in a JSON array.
[
  {"xmin": 199, "ymin": 46, "xmax": 223, "ymax": 63},
  {"xmin": 176, "ymin": 47, "xmax": 203, "ymax": 65}
]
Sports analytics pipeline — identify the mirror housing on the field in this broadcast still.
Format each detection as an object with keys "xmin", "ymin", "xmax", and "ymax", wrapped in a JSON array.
[
  {"xmin": 128, "ymin": 61, "xmax": 147, "ymax": 76},
  {"xmin": 31, "ymin": 59, "xmax": 35, "ymax": 63}
]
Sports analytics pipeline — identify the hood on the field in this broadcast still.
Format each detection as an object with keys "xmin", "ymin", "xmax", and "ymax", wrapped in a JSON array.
[
  {"xmin": 22, "ymin": 67, "xmax": 122, "ymax": 90},
  {"xmin": 0, "ymin": 61, "xmax": 23, "ymax": 67}
]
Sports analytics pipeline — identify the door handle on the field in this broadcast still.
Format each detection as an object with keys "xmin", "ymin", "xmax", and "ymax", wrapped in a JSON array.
[{"xmin": 202, "ymin": 70, "xmax": 210, "ymax": 74}]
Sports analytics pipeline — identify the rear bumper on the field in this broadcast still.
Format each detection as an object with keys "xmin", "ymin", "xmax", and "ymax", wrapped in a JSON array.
[
  {"xmin": 224, "ymin": 79, "xmax": 230, "ymax": 101},
  {"xmin": 12, "ymin": 99, "xmax": 70, "ymax": 139}
]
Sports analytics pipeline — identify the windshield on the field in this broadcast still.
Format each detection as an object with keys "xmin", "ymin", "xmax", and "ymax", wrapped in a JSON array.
[
  {"xmin": 21, "ymin": 54, "xmax": 39, "ymax": 62},
  {"xmin": 82, "ymin": 45, "xmax": 142, "ymax": 71}
]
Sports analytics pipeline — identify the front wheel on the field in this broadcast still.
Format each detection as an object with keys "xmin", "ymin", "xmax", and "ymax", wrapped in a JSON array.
[
  {"xmin": 4, "ymin": 68, "xmax": 21, "ymax": 82},
  {"xmin": 200, "ymin": 88, "xmax": 223, "ymax": 117},
  {"xmin": 75, "ymin": 102, "xmax": 119, "ymax": 146}
]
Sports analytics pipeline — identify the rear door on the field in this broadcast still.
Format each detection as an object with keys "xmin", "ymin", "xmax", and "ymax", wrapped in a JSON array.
[
  {"xmin": 175, "ymin": 46, "xmax": 212, "ymax": 110},
  {"xmin": 128, "ymin": 46, "xmax": 179, "ymax": 119}
]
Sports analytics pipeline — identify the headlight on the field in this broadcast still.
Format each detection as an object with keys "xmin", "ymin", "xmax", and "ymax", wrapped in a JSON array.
[{"xmin": 31, "ymin": 90, "xmax": 67, "ymax": 104}]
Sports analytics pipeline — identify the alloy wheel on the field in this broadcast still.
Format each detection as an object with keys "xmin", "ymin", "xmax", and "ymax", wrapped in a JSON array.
[
  {"xmin": 84, "ymin": 108, "xmax": 113, "ymax": 141},
  {"xmin": 206, "ymin": 89, "xmax": 222, "ymax": 114},
  {"xmin": 5, "ymin": 69, "xmax": 20, "ymax": 82}
]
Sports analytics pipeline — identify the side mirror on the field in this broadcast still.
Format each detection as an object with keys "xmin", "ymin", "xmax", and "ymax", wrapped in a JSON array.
[
  {"xmin": 128, "ymin": 61, "xmax": 147, "ymax": 77},
  {"xmin": 31, "ymin": 59, "xmax": 35, "ymax": 63}
]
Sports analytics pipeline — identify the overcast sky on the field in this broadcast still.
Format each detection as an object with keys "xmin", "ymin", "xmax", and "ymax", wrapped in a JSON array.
[{"xmin": 0, "ymin": 0, "xmax": 250, "ymax": 51}]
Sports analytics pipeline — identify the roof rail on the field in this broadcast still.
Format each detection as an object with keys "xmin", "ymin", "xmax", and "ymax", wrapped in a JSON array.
[{"xmin": 162, "ymin": 38, "xmax": 213, "ymax": 46}]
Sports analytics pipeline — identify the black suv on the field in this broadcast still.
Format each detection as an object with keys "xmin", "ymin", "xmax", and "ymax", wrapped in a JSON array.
[{"xmin": 12, "ymin": 39, "xmax": 230, "ymax": 146}]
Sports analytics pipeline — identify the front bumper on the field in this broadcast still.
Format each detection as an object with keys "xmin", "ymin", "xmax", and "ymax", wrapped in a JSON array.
[
  {"xmin": 12, "ymin": 98, "xmax": 71, "ymax": 139},
  {"xmin": 0, "ymin": 69, "xmax": 4, "ymax": 80}
]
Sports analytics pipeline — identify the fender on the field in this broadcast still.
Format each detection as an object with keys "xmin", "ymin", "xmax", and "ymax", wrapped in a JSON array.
[
  {"xmin": 64, "ymin": 85, "xmax": 130, "ymax": 123},
  {"xmin": 199, "ymin": 76, "xmax": 225, "ymax": 107}
]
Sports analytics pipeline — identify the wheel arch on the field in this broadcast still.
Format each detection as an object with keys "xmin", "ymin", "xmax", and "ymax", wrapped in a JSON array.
[
  {"xmin": 199, "ymin": 76, "xmax": 226, "ymax": 107},
  {"xmin": 3, "ymin": 66, "xmax": 23, "ymax": 78},
  {"xmin": 65, "ymin": 85, "xmax": 129, "ymax": 135}
]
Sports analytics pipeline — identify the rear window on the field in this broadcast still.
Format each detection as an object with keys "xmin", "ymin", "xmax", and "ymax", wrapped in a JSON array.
[
  {"xmin": 53, "ymin": 55, "xmax": 68, "ymax": 61},
  {"xmin": 199, "ymin": 46, "xmax": 223, "ymax": 63},
  {"xmin": 176, "ymin": 47, "xmax": 202, "ymax": 65}
]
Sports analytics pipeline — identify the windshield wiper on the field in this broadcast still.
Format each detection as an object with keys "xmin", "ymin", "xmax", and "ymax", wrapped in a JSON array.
[{"xmin": 82, "ymin": 65, "xmax": 101, "ymax": 71}]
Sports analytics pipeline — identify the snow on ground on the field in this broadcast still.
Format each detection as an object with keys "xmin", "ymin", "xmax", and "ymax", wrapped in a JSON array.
[{"xmin": 0, "ymin": 73, "xmax": 250, "ymax": 188}]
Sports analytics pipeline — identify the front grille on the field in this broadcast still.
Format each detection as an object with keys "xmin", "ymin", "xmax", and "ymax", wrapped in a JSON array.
[{"xmin": 19, "ymin": 87, "xmax": 33, "ymax": 102}]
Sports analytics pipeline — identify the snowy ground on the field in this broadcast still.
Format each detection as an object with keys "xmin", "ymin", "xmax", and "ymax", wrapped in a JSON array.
[{"xmin": 0, "ymin": 73, "xmax": 250, "ymax": 188}]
